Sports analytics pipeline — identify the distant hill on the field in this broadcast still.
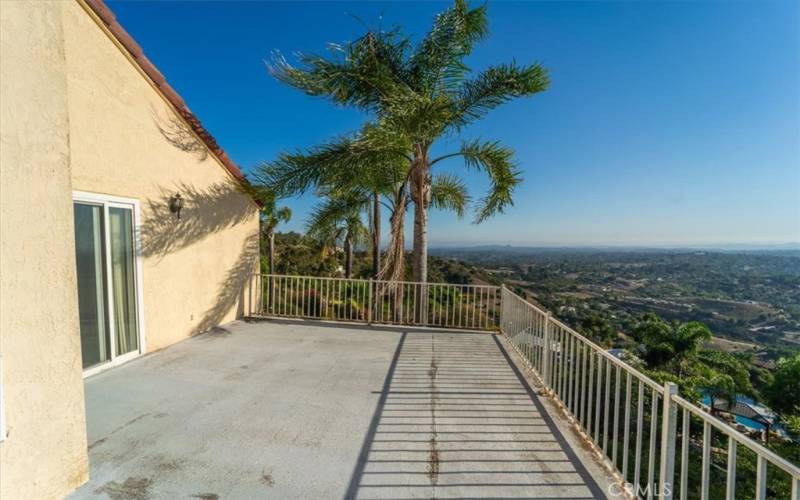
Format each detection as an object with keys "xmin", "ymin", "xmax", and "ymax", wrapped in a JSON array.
[{"xmin": 430, "ymin": 244, "xmax": 800, "ymax": 257}]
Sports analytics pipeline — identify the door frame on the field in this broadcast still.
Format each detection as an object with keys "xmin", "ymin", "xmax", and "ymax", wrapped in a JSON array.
[{"xmin": 73, "ymin": 191, "xmax": 147, "ymax": 377}]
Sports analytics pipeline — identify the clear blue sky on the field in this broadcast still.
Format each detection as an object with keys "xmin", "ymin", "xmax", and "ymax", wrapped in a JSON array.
[{"xmin": 109, "ymin": 0, "xmax": 799, "ymax": 247}]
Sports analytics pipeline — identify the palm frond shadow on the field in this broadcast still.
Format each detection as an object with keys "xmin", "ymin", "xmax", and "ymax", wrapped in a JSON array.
[
  {"xmin": 193, "ymin": 233, "xmax": 259, "ymax": 336},
  {"xmin": 152, "ymin": 107, "xmax": 209, "ymax": 161},
  {"xmin": 140, "ymin": 179, "xmax": 254, "ymax": 259}
]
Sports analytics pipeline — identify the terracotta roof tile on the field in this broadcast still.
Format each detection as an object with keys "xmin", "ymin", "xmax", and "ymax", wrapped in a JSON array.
[
  {"xmin": 83, "ymin": 0, "xmax": 255, "ymax": 192},
  {"xmin": 85, "ymin": 0, "xmax": 115, "ymax": 25},
  {"xmin": 133, "ymin": 53, "xmax": 167, "ymax": 87},
  {"xmin": 158, "ymin": 83, "xmax": 186, "ymax": 109},
  {"xmin": 107, "ymin": 22, "xmax": 141, "ymax": 58}
]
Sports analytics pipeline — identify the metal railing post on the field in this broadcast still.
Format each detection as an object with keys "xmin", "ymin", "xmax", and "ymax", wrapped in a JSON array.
[
  {"xmin": 542, "ymin": 312, "xmax": 552, "ymax": 391},
  {"xmin": 499, "ymin": 284, "xmax": 506, "ymax": 332},
  {"xmin": 367, "ymin": 279, "xmax": 374, "ymax": 324},
  {"xmin": 420, "ymin": 283, "xmax": 429, "ymax": 327},
  {"xmin": 268, "ymin": 274, "xmax": 274, "ymax": 314},
  {"xmin": 247, "ymin": 274, "xmax": 253, "ymax": 316},
  {"xmin": 659, "ymin": 382, "xmax": 679, "ymax": 499}
]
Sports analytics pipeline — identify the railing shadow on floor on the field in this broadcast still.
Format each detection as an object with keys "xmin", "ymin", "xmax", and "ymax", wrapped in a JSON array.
[{"xmin": 342, "ymin": 329, "xmax": 604, "ymax": 500}]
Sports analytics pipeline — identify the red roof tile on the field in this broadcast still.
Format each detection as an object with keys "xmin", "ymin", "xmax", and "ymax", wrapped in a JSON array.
[{"xmin": 83, "ymin": 0, "xmax": 253, "ymax": 191}]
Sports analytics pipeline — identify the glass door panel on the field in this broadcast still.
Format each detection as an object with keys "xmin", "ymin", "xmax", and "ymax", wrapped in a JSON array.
[
  {"xmin": 73, "ymin": 203, "xmax": 110, "ymax": 369},
  {"xmin": 109, "ymin": 206, "xmax": 139, "ymax": 356},
  {"xmin": 74, "ymin": 197, "xmax": 142, "ymax": 373}
]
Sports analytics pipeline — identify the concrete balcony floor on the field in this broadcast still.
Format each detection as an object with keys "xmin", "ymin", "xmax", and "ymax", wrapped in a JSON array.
[{"xmin": 70, "ymin": 319, "xmax": 613, "ymax": 499}]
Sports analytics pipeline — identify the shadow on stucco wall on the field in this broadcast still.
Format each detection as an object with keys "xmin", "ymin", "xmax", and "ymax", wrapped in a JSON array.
[
  {"xmin": 152, "ymin": 107, "xmax": 209, "ymax": 161},
  {"xmin": 148, "ymin": 105, "xmax": 260, "ymax": 334},
  {"xmin": 140, "ymin": 179, "xmax": 254, "ymax": 259},
  {"xmin": 144, "ymin": 108, "xmax": 257, "ymax": 259},
  {"xmin": 193, "ymin": 232, "xmax": 259, "ymax": 335}
]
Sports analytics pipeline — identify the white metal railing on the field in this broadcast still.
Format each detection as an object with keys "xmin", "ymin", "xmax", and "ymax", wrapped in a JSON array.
[
  {"xmin": 248, "ymin": 274, "xmax": 500, "ymax": 331},
  {"xmin": 244, "ymin": 274, "xmax": 799, "ymax": 498},
  {"xmin": 500, "ymin": 286, "xmax": 800, "ymax": 500}
]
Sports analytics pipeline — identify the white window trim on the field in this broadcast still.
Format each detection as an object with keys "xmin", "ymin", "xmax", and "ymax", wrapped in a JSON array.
[{"xmin": 73, "ymin": 191, "xmax": 147, "ymax": 378}]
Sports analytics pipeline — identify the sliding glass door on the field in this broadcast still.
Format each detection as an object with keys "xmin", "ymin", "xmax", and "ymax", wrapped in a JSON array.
[
  {"xmin": 73, "ymin": 195, "xmax": 143, "ymax": 373},
  {"xmin": 74, "ymin": 204, "xmax": 110, "ymax": 369},
  {"xmin": 108, "ymin": 207, "xmax": 139, "ymax": 356}
]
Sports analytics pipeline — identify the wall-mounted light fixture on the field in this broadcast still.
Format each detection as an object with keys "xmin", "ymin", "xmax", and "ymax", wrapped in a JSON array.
[{"xmin": 169, "ymin": 193, "xmax": 184, "ymax": 220}]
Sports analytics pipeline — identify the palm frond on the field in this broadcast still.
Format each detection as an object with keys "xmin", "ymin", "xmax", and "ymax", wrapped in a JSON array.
[
  {"xmin": 269, "ymin": 29, "xmax": 413, "ymax": 113},
  {"xmin": 346, "ymin": 212, "xmax": 371, "ymax": 249},
  {"xmin": 305, "ymin": 202, "xmax": 345, "ymax": 248},
  {"xmin": 276, "ymin": 206, "xmax": 292, "ymax": 224},
  {"xmin": 305, "ymin": 194, "xmax": 368, "ymax": 248},
  {"xmin": 430, "ymin": 173, "xmax": 469, "ymax": 218},
  {"xmin": 453, "ymin": 62, "xmax": 549, "ymax": 128},
  {"xmin": 408, "ymin": 0, "xmax": 488, "ymax": 95},
  {"xmin": 458, "ymin": 139, "xmax": 522, "ymax": 223},
  {"xmin": 254, "ymin": 129, "xmax": 408, "ymax": 198}
]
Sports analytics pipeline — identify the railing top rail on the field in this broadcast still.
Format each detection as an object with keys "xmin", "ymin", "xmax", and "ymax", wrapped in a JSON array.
[
  {"xmin": 373, "ymin": 279, "xmax": 500, "ymax": 289},
  {"xmin": 262, "ymin": 274, "xmax": 369, "ymax": 283},
  {"xmin": 503, "ymin": 286, "xmax": 549, "ymax": 316},
  {"xmin": 260, "ymin": 273, "xmax": 501, "ymax": 289},
  {"xmin": 673, "ymin": 394, "xmax": 800, "ymax": 478},
  {"xmin": 502, "ymin": 285, "xmax": 664, "ymax": 394}
]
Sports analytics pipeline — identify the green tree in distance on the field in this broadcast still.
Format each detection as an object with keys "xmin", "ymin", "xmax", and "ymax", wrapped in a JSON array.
[
  {"xmin": 630, "ymin": 313, "xmax": 758, "ymax": 407},
  {"xmin": 632, "ymin": 312, "xmax": 712, "ymax": 373},
  {"xmin": 263, "ymin": 0, "xmax": 549, "ymax": 282},
  {"xmin": 767, "ymin": 353, "xmax": 800, "ymax": 415}
]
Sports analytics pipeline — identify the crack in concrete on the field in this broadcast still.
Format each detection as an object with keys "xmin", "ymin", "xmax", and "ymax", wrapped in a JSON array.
[
  {"xmin": 427, "ymin": 335, "xmax": 440, "ymax": 492},
  {"xmin": 88, "ymin": 413, "xmax": 151, "ymax": 450}
]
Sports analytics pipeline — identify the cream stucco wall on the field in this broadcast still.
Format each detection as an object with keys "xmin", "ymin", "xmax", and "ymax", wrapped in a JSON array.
[
  {"xmin": 63, "ymin": 1, "xmax": 260, "ymax": 352},
  {"xmin": 0, "ymin": 1, "xmax": 260, "ymax": 497},
  {"xmin": 0, "ymin": 2, "xmax": 90, "ymax": 498}
]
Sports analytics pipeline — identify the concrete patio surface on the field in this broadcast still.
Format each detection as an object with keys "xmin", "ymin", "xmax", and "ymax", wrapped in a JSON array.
[{"xmin": 70, "ymin": 319, "xmax": 610, "ymax": 499}]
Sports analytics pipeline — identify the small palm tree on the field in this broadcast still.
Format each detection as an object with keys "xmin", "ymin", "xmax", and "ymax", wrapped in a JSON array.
[
  {"xmin": 233, "ymin": 181, "xmax": 291, "ymax": 274},
  {"xmin": 306, "ymin": 194, "xmax": 369, "ymax": 278},
  {"xmin": 260, "ymin": 194, "xmax": 292, "ymax": 276},
  {"xmin": 245, "ymin": 187, "xmax": 290, "ymax": 314},
  {"xmin": 267, "ymin": 0, "xmax": 549, "ymax": 282},
  {"xmin": 633, "ymin": 313, "xmax": 712, "ymax": 373}
]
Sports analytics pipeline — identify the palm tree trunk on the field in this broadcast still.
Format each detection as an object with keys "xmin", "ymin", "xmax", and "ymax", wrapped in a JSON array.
[
  {"xmin": 412, "ymin": 197, "xmax": 427, "ymax": 324},
  {"xmin": 412, "ymin": 194, "xmax": 427, "ymax": 282},
  {"xmin": 345, "ymin": 234, "xmax": 353, "ymax": 279},
  {"xmin": 372, "ymin": 191, "xmax": 381, "ymax": 279},
  {"xmin": 268, "ymin": 232, "xmax": 275, "ymax": 312},
  {"xmin": 411, "ymin": 160, "xmax": 430, "ymax": 283},
  {"xmin": 410, "ymin": 157, "xmax": 430, "ymax": 324},
  {"xmin": 379, "ymin": 187, "xmax": 408, "ymax": 282},
  {"xmin": 268, "ymin": 232, "xmax": 275, "ymax": 273}
]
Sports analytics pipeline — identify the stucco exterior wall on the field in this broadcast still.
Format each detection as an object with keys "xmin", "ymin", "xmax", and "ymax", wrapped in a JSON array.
[
  {"xmin": 0, "ymin": 2, "xmax": 90, "ymax": 498},
  {"xmin": 63, "ymin": 1, "xmax": 260, "ymax": 352},
  {"xmin": 1, "ymin": 1, "xmax": 259, "ymax": 497}
]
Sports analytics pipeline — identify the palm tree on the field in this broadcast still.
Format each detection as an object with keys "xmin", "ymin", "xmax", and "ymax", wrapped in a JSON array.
[
  {"xmin": 305, "ymin": 193, "xmax": 369, "ymax": 278},
  {"xmin": 633, "ymin": 313, "xmax": 712, "ymax": 373},
  {"xmin": 256, "ymin": 124, "xmax": 401, "ymax": 280},
  {"xmin": 241, "ymin": 185, "xmax": 291, "ymax": 314},
  {"xmin": 268, "ymin": 0, "xmax": 549, "ymax": 282},
  {"xmin": 260, "ymin": 193, "xmax": 292, "ymax": 277},
  {"xmin": 259, "ymin": 123, "xmax": 468, "ymax": 283},
  {"xmin": 236, "ymin": 182, "xmax": 292, "ymax": 275}
]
